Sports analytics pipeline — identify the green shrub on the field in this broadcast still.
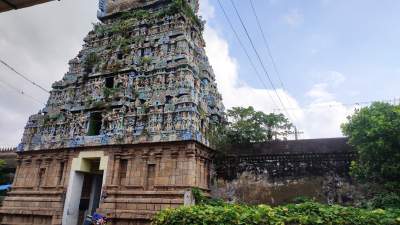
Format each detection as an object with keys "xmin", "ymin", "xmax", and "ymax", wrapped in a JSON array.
[
  {"xmin": 153, "ymin": 201, "xmax": 400, "ymax": 225},
  {"xmin": 363, "ymin": 192, "xmax": 400, "ymax": 210},
  {"xmin": 342, "ymin": 102, "xmax": 400, "ymax": 184},
  {"xmin": 83, "ymin": 52, "xmax": 99, "ymax": 72}
]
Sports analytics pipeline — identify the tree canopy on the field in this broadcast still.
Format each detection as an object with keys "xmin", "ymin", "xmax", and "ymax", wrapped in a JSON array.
[
  {"xmin": 341, "ymin": 102, "xmax": 400, "ymax": 185},
  {"xmin": 209, "ymin": 106, "xmax": 293, "ymax": 148}
]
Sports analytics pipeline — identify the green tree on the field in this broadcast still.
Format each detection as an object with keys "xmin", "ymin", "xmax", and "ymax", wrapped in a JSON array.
[
  {"xmin": 341, "ymin": 102, "xmax": 400, "ymax": 185},
  {"xmin": 210, "ymin": 106, "xmax": 293, "ymax": 147},
  {"xmin": 226, "ymin": 106, "xmax": 292, "ymax": 144}
]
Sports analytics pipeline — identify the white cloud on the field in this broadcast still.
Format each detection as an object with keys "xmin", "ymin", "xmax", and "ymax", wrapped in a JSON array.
[
  {"xmin": 283, "ymin": 9, "xmax": 304, "ymax": 27},
  {"xmin": 301, "ymin": 82, "xmax": 353, "ymax": 138},
  {"xmin": 201, "ymin": 1, "xmax": 301, "ymax": 117},
  {"xmin": 306, "ymin": 83, "xmax": 335, "ymax": 102},
  {"xmin": 200, "ymin": 0, "xmax": 353, "ymax": 139}
]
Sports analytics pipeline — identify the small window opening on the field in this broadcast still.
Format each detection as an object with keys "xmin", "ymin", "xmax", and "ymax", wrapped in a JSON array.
[
  {"xmin": 146, "ymin": 164, "xmax": 156, "ymax": 190},
  {"xmin": 166, "ymin": 96, "xmax": 173, "ymax": 104},
  {"xmin": 58, "ymin": 162, "xmax": 65, "ymax": 185},
  {"xmin": 117, "ymin": 52, "xmax": 123, "ymax": 60},
  {"xmin": 105, "ymin": 77, "xmax": 114, "ymax": 88},
  {"xmin": 87, "ymin": 112, "xmax": 102, "ymax": 136},
  {"xmin": 38, "ymin": 168, "xmax": 46, "ymax": 187},
  {"xmin": 119, "ymin": 159, "xmax": 128, "ymax": 185}
]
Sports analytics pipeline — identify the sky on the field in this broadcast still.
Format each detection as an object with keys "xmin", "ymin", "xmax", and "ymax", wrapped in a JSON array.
[{"xmin": 0, "ymin": 0, "xmax": 399, "ymax": 146}]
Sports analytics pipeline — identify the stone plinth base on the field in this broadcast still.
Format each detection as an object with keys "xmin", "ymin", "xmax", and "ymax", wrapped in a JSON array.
[{"xmin": 0, "ymin": 141, "xmax": 212, "ymax": 225}]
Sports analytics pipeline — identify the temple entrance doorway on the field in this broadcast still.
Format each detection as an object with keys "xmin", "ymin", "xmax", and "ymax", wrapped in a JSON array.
[
  {"xmin": 77, "ymin": 159, "xmax": 104, "ymax": 224},
  {"xmin": 62, "ymin": 152, "xmax": 108, "ymax": 225}
]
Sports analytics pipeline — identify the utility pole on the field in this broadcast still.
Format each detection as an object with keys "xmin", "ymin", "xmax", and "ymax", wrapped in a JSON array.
[{"xmin": 292, "ymin": 126, "xmax": 304, "ymax": 140}]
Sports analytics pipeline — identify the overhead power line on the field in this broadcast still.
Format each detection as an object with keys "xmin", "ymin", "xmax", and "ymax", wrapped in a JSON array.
[
  {"xmin": 228, "ymin": 0, "xmax": 297, "ymax": 124},
  {"xmin": 0, "ymin": 77, "xmax": 43, "ymax": 105},
  {"xmin": 249, "ymin": 0, "xmax": 293, "ymax": 108},
  {"xmin": 0, "ymin": 59, "xmax": 50, "ymax": 93},
  {"xmin": 273, "ymin": 97, "xmax": 400, "ymax": 112},
  {"xmin": 216, "ymin": 0, "xmax": 279, "ymax": 109}
]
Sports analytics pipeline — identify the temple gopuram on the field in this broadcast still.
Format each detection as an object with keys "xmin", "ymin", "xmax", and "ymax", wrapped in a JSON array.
[{"xmin": 0, "ymin": 0, "xmax": 224, "ymax": 224}]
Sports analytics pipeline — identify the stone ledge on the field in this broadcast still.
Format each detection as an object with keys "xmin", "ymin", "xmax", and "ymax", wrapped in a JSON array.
[
  {"xmin": 0, "ymin": 208, "xmax": 61, "ymax": 216},
  {"xmin": 4, "ymin": 197, "xmax": 63, "ymax": 202},
  {"xmin": 103, "ymin": 197, "xmax": 184, "ymax": 204}
]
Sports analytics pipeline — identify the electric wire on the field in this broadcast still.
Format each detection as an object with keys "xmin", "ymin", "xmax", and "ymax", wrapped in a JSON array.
[
  {"xmin": 228, "ymin": 0, "xmax": 297, "ymax": 124},
  {"xmin": 216, "ymin": 0, "xmax": 279, "ymax": 109},
  {"xmin": 0, "ymin": 59, "xmax": 50, "ymax": 93},
  {"xmin": 272, "ymin": 97, "xmax": 400, "ymax": 111},
  {"xmin": 249, "ymin": 0, "xmax": 294, "ymax": 111},
  {"xmin": 0, "ymin": 78, "xmax": 43, "ymax": 105}
]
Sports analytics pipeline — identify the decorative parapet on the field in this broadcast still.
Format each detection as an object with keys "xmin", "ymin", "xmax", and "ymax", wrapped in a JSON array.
[{"xmin": 216, "ymin": 138, "xmax": 356, "ymax": 180}]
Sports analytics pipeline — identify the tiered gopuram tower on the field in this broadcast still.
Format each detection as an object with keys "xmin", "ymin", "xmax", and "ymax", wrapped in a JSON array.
[{"xmin": 0, "ymin": 0, "xmax": 224, "ymax": 224}]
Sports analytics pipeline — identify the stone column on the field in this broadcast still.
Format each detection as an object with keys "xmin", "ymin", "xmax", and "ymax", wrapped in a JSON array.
[
  {"xmin": 62, "ymin": 169, "xmax": 84, "ymax": 225},
  {"xmin": 112, "ymin": 155, "xmax": 120, "ymax": 186}
]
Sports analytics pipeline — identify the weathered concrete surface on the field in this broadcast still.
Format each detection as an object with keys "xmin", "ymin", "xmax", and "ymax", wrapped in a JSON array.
[
  {"xmin": 211, "ymin": 172, "xmax": 361, "ymax": 206},
  {"xmin": 212, "ymin": 138, "xmax": 358, "ymax": 206}
]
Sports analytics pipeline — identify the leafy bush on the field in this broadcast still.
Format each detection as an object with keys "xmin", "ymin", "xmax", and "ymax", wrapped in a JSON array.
[
  {"xmin": 342, "ymin": 102, "xmax": 400, "ymax": 184},
  {"xmin": 153, "ymin": 201, "xmax": 400, "ymax": 225},
  {"xmin": 363, "ymin": 192, "xmax": 400, "ymax": 210}
]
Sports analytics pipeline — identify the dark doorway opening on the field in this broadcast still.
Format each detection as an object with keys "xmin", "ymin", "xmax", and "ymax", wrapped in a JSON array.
[
  {"xmin": 105, "ymin": 77, "xmax": 114, "ymax": 88},
  {"xmin": 87, "ymin": 112, "xmax": 102, "ymax": 136},
  {"xmin": 77, "ymin": 159, "xmax": 104, "ymax": 225}
]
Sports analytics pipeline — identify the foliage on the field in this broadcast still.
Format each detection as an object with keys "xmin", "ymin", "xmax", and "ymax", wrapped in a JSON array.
[
  {"xmin": 292, "ymin": 196, "xmax": 314, "ymax": 204},
  {"xmin": 93, "ymin": 22, "xmax": 107, "ymax": 37},
  {"xmin": 191, "ymin": 188, "xmax": 227, "ymax": 206},
  {"xmin": 120, "ymin": 9, "xmax": 150, "ymax": 21},
  {"xmin": 362, "ymin": 192, "xmax": 400, "ymax": 210},
  {"xmin": 92, "ymin": 0, "xmax": 203, "ymax": 39},
  {"xmin": 139, "ymin": 56, "xmax": 152, "ymax": 65},
  {"xmin": 169, "ymin": 0, "xmax": 203, "ymax": 28},
  {"xmin": 103, "ymin": 87, "xmax": 121, "ymax": 100},
  {"xmin": 153, "ymin": 201, "xmax": 400, "ymax": 225},
  {"xmin": 83, "ymin": 52, "xmax": 100, "ymax": 73},
  {"xmin": 341, "ymin": 102, "xmax": 400, "ymax": 185},
  {"xmin": 224, "ymin": 106, "xmax": 293, "ymax": 145}
]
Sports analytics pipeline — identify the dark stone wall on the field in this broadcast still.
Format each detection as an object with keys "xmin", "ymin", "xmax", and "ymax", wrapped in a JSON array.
[
  {"xmin": 211, "ymin": 138, "xmax": 358, "ymax": 205},
  {"xmin": 216, "ymin": 138, "xmax": 356, "ymax": 180}
]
